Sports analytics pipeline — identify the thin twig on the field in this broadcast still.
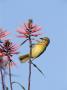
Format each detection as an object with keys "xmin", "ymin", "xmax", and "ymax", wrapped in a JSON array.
[
  {"xmin": 8, "ymin": 61, "xmax": 12, "ymax": 90},
  {"xmin": 0, "ymin": 69, "xmax": 5, "ymax": 90},
  {"xmin": 20, "ymin": 39, "xmax": 29, "ymax": 46},
  {"xmin": 6, "ymin": 87, "xmax": 9, "ymax": 90},
  {"xmin": 30, "ymin": 61, "xmax": 44, "ymax": 76},
  {"xmin": 11, "ymin": 81, "xmax": 26, "ymax": 90}
]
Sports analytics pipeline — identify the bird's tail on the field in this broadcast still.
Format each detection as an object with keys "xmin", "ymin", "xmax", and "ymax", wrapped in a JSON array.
[{"xmin": 19, "ymin": 54, "xmax": 29, "ymax": 63}]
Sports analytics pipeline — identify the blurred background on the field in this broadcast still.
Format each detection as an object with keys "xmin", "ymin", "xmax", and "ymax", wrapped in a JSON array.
[{"xmin": 0, "ymin": 0, "xmax": 67, "ymax": 90}]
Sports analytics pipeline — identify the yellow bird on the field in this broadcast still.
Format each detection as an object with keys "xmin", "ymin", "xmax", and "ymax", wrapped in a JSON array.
[{"xmin": 19, "ymin": 37, "xmax": 50, "ymax": 63}]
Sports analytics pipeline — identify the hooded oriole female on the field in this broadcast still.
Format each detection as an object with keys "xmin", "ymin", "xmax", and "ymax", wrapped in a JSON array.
[{"xmin": 19, "ymin": 37, "xmax": 50, "ymax": 63}]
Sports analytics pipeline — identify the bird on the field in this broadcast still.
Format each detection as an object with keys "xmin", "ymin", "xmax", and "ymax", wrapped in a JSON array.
[{"xmin": 19, "ymin": 37, "xmax": 50, "ymax": 63}]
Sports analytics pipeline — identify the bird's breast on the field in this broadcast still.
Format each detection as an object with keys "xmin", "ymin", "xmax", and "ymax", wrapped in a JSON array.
[{"xmin": 31, "ymin": 44, "xmax": 46, "ymax": 58}]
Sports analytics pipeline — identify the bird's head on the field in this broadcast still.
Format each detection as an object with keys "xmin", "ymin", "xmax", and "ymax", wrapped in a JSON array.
[{"xmin": 40, "ymin": 37, "xmax": 50, "ymax": 46}]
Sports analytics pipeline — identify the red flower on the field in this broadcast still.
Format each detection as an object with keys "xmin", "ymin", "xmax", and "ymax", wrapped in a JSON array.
[
  {"xmin": 0, "ymin": 40, "xmax": 19, "ymax": 68},
  {"xmin": 0, "ymin": 28, "xmax": 10, "ymax": 39},
  {"xmin": 2, "ymin": 40, "xmax": 19, "ymax": 56},
  {"xmin": 17, "ymin": 19, "xmax": 42, "ymax": 38}
]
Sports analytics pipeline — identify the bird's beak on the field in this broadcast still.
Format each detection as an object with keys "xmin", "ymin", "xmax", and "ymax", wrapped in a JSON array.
[{"xmin": 40, "ymin": 38, "xmax": 43, "ymax": 40}]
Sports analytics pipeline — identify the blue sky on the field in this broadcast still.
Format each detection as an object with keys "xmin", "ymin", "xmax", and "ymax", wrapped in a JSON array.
[{"xmin": 0, "ymin": 0, "xmax": 67, "ymax": 90}]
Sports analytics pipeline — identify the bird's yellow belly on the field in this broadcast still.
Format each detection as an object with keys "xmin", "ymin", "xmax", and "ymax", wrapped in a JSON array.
[{"xmin": 31, "ymin": 45, "xmax": 45, "ymax": 58}]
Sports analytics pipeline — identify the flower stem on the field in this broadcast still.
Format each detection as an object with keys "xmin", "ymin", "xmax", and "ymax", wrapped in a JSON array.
[
  {"xmin": 9, "ymin": 61, "xmax": 12, "ymax": 90},
  {"xmin": 28, "ymin": 35, "xmax": 32, "ymax": 90},
  {"xmin": 1, "ymin": 69, "xmax": 5, "ymax": 90}
]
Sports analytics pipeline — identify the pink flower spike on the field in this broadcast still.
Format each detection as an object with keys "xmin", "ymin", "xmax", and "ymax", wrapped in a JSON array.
[
  {"xmin": 17, "ymin": 30, "xmax": 29, "ymax": 35},
  {"xmin": 17, "ymin": 35, "xmax": 28, "ymax": 38},
  {"xmin": 17, "ymin": 20, "xmax": 42, "ymax": 39},
  {"xmin": 1, "ymin": 40, "xmax": 20, "ymax": 56},
  {"xmin": 4, "ymin": 31, "xmax": 10, "ymax": 36},
  {"xmin": 32, "ymin": 26, "xmax": 42, "ymax": 33},
  {"xmin": 17, "ymin": 29, "xmax": 25, "ymax": 34},
  {"xmin": 0, "ymin": 29, "xmax": 10, "ymax": 39},
  {"xmin": 31, "ymin": 33, "xmax": 41, "ymax": 37}
]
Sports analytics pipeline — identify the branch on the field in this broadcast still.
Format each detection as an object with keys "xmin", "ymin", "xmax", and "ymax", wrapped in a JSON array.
[
  {"xmin": 30, "ymin": 61, "xmax": 45, "ymax": 77},
  {"xmin": 28, "ymin": 35, "xmax": 32, "ymax": 90},
  {"xmin": 8, "ymin": 61, "xmax": 13, "ymax": 90},
  {"xmin": 11, "ymin": 81, "xmax": 26, "ymax": 90},
  {"xmin": 20, "ymin": 39, "xmax": 29, "ymax": 46},
  {"xmin": 0, "ymin": 69, "xmax": 5, "ymax": 90},
  {"xmin": 6, "ymin": 87, "xmax": 9, "ymax": 90}
]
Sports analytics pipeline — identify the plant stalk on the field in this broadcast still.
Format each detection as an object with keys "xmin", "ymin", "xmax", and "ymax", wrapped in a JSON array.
[
  {"xmin": 1, "ymin": 69, "xmax": 5, "ymax": 90},
  {"xmin": 28, "ymin": 35, "xmax": 32, "ymax": 90},
  {"xmin": 9, "ymin": 61, "xmax": 12, "ymax": 90}
]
